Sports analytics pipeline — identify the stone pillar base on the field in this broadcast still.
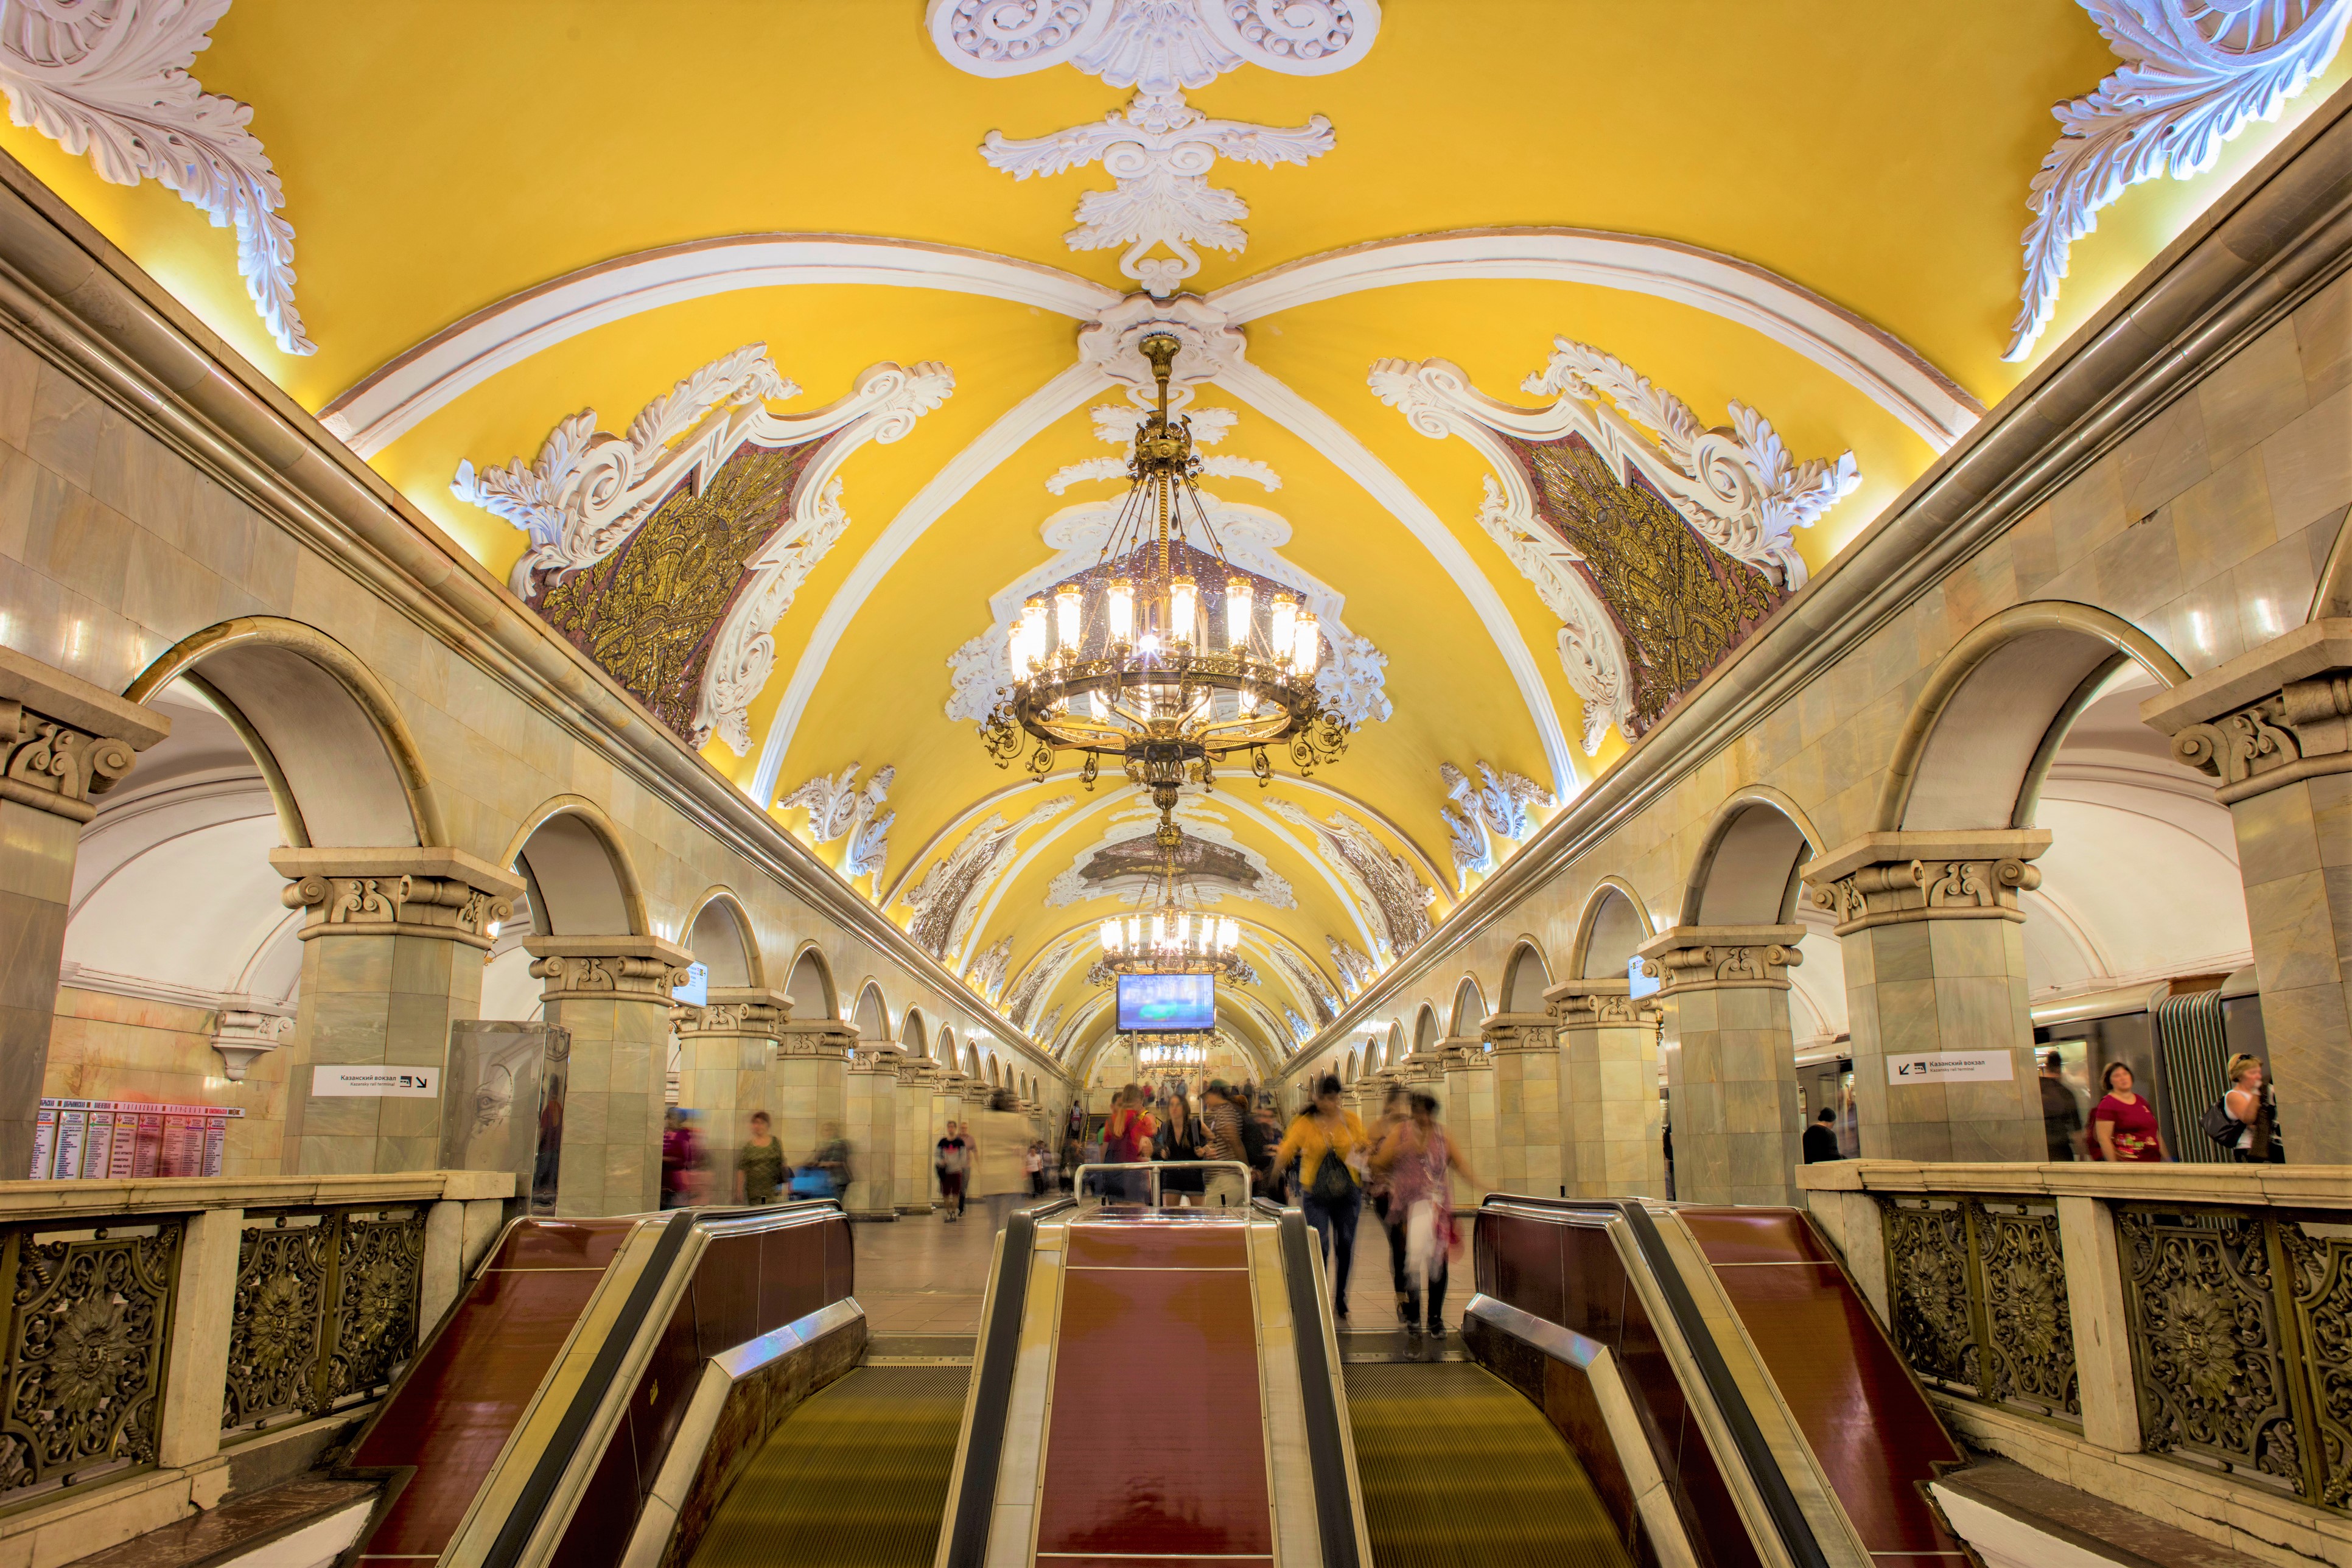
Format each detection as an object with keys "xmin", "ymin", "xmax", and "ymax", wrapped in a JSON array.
[{"xmin": 1547, "ymin": 978, "xmax": 1665, "ymax": 1199}]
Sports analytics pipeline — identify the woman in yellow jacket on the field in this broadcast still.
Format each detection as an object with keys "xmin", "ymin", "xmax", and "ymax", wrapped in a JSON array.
[{"xmin": 1275, "ymin": 1074, "xmax": 1369, "ymax": 1325}]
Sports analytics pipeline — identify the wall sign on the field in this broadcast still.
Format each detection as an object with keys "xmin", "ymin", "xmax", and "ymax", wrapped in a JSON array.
[
  {"xmin": 1885, "ymin": 1051, "xmax": 2015, "ymax": 1085},
  {"xmin": 312, "ymin": 1066, "xmax": 440, "ymax": 1098},
  {"xmin": 32, "ymin": 1098, "xmax": 242, "ymax": 1180}
]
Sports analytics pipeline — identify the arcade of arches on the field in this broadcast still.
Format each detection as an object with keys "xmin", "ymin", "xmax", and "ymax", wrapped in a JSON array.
[{"xmin": 0, "ymin": 2, "xmax": 2343, "ymax": 1225}]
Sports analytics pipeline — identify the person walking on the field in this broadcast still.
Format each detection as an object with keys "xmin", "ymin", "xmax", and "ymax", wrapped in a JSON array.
[
  {"xmin": 968, "ymin": 1089, "xmax": 1032, "ymax": 1233},
  {"xmin": 1802, "ymin": 1107, "xmax": 1841, "ymax": 1163},
  {"xmin": 2090, "ymin": 1062, "xmax": 2166, "ymax": 1161},
  {"xmin": 1365, "ymin": 1083, "xmax": 1411, "ymax": 1325},
  {"xmin": 734, "ymin": 1110, "xmax": 785, "ymax": 1205},
  {"xmin": 814, "ymin": 1121, "xmax": 853, "ymax": 1202},
  {"xmin": 1155, "ymin": 1089, "xmax": 1206, "ymax": 1205},
  {"xmin": 2222, "ymin": 1054, "xmax": 2281, "ymax": 1163},
  {"xmin": 935, "ymin": 1120, "xmax": 970, "ymax": 1220},
  {"xmin": 2039, "ymin": 1051, "xmax": 2083, "ymax": 1161},
  {"xmin": 1101, "ymin": 1086, "xmax": 1157, "ymax": 1202},
  {"xmin": 1373, "ymin": 1092, "xmax": 1482, "ymax": 1344},
  {"xmin": 1275, "ymin": 1075, "xmax": 1368, "ymax": 1326},
  {"xmin": 1025, "ymin": 1139, "xmax": 1046, "ymax": 1196}
]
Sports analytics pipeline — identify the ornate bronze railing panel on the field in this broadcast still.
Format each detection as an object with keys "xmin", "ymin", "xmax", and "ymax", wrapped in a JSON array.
[
  {"xmin": 1877, "ymin": 1195, "xmax": 2078, "ymax": 1422},
  {"xmin": 0, "ymin": 1220, "xmax": 181, "ymax": 1502},
  {"xmin": 223, "ymin": 1206, "xmax": 427, "ymax": 1435}
]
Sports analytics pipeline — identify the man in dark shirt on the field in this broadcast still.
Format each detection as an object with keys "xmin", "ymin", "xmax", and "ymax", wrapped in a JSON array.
[
  {"xmin": 1802, "ymin": 1107, "xmax": 1841, "ymax": 1163},
  {"xmin": 2039, "ymin": 1051, "xmax": 2083, "ymax": 1161}
]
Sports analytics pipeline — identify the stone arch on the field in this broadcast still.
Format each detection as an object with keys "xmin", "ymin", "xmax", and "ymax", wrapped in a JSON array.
[
  {"xmin": 683, "ymin": 890, "xmax": 762, "ymax": 989},
  {"xmin": 126, "ymin": 616, "xmax": 443, "ymax": 849},
  {"xmin": 987, "ymin": 1057, "xmax": 1001, "ymax": 1087},
  {"xmin": 1877, "ymin": 602, "xmax": 2189, "ymax": 834},
  {"xmin": 1449, "ymin": 975, "xmax": 1488, "ymax": 1036},
  {"xmin": 1386, "ymin": 1020, "xmax": 1406, "ymax": 1068},
  {"xmin": 1571, "ymin": 878, "xmax": 1656, "ymax": 979},
  {"xmin": 786, "ymin": 944, "xmax": 839, "ymax": 1020},
  {"xmin": 1499, "ymin": 939, "xmax": 1552, "ymax": 1012},
  {"xmin": 852, "ymin": 981, "xmax": 891, "ymax": 1041},
  {"xmin": 1345, "ymin": 1049, "xmax": 1359, "ymax": 1082},
  {"xmin": 938, "ymin": 1025, "xmax": 957, "ymax": 1072},
  {"xmin": 1412, "ymin": 1004, "xmax": 1441, "ymax": 1054},
  {"xmin": 502, "ymin": 799, "xmax": 648, "ymax": 937},
  {"xmin": 1680, "ymin": 787, "xmax": 1825, "ymax": 928},
  {"xmin": 965, "ymin": 1041, "xmax": 981, "ymax": 1077},
  {"xmin": 900, "ymin": 1007, "xmax": 930, "ymax": 1057}
]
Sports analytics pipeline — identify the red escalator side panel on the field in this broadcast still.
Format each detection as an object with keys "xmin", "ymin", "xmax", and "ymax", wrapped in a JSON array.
[
  {"xmin": 1037, "ymin": 1221, "xmax": 1270, "ymax": 1558},
  {"xmin": 1678, "ymin": 1208, "xmax": 1964, "ymax": 1558}
]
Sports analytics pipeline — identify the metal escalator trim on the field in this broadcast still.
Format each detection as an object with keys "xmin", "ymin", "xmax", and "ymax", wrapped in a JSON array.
[
  {"xmin": 1273, "ymin": 1206, "xmax": 1362, "ymax": 1568},
  {"xmin": 1612, "ymin": 1203, "xmax": 1832, "ymax": 1568},
  {"xmin": 942, "ymin": 1197, "xmax": 1073, "ymax": 1568},
  {"xmin": 480, "ymin": 1209, "xmax": 696, "ymax": 1568}
]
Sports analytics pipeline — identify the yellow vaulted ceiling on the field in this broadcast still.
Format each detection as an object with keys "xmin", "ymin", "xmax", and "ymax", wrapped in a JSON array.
[{"xmin": 8, "ymin": 0, "xmax": 2345, "ymax": 1063}]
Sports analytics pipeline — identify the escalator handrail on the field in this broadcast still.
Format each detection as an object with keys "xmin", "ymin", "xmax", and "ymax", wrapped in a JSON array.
[
  {"xmin": 1476, "ymin": 1195, "xmax": 1832, "ymax": 1568},
  {"xmin": 1269, "ymin": 1205, "xmax": 1360, "ymax": 1568},
  {"xmin": 943, "ymin": 1195, "xmax": 1077, "ymax": 1568}
]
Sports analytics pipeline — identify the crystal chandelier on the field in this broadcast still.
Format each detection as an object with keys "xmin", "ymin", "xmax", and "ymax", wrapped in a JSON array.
[
  {"xmin": 1137, "ymin": 1038, "xmax": 1209, "ymax": 1069},
  {"xmin": 1091, "ymin": 831, "xmax": 1243, "ymax": 980},
  {"xmin": 981, "ymin": 332, "xmax": 1348, "ymax": 848}
]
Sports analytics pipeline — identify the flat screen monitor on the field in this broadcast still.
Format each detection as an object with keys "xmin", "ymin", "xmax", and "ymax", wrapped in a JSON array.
[{"xmin": 1116, "ymin": 973, "xmax": 1214, "ymax": 1032}]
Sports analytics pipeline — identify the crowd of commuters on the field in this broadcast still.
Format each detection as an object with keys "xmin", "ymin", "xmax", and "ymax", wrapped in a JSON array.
[{"xmin": 656, "ymin": 1107, "xmax": 853, "ymax": 1208}]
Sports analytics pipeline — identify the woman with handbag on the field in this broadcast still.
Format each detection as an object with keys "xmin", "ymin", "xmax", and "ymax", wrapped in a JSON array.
[
  {"xmin": 1373, "ymin": 1092, "xmax": 1483, "ymax": 1345},
  {"xmin": 1274, "ymin": 1074, "xmax": 1369, "ymax": 1325}
]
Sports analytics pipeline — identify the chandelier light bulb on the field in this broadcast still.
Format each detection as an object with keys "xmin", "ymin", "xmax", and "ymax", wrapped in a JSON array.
[
  {"xmin": 1126, "ymin": 916, "xmax": 1139, "ymax": 949},
  {"xmin": 1224, "ymin": 576, "xmax": 1252, "ymax": 648},
  {"xmin": 1176, "ymin": 912, "xmax": 1191, "ymax": 947},
  {"xmin": 1108, "ymin": 577, "xmax": 1135, "ymax": 643},
  {"xmin": 1055, "ymin": 583, "xmax": 1083, "ymax": 651},
  {"xmin": 1270, "ymin": 593, "xmax": 1298, "ymax": 660},
  {"xmin": 1292, "ymin": 611, "xmax": 1321, "ymax": 675},
  {"xmin": 1150, "ymin": 914, "xmax": 1165, "ymax": 948},
  {"xmin": 1099, "ymin": 920, "xmax": 1119, "ymax": 952},
  {"xmin": 1219, "ymin": 916, "xmax": 1238, "ymax": 950},
  {"xmin": 1015, "ymin": 597, "xmax": 1048, "ymax": 672},
  {"xmin": 1169, "ymin": 576, "xmax": 1197, "ymax": 644}
]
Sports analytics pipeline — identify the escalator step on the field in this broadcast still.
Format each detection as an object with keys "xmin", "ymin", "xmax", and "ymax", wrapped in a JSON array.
[
  {"xmin": 1343, "ymin": 1362, "xmax": 1633, "ymax": 1568},
  {"xmin": 687, "ymin": 1364, "xmax": 971, "ymax": 1568}
]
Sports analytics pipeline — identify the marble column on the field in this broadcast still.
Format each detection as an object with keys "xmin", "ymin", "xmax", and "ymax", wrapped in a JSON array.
[
  {"xmin": 1634, "ymin": 925, "xmax": 1805, "ymax": 1206},
  {"xmin": 1479, "ymin": 1017, "xmax": 1561, "ymax": 1200},
  {"xmin": 1439, "ymin": 1040, "xmax": 1496, "ymax": 1204},
  {"xmin": 2146, "ymin": 621, "xmax": 2352, "ymax": 1161},
  {"xmin": 672, "ymin": 986, "xmax": 788, "ymax": 1202},
  {"xmin": 895, "ymin": 1055, "xmax": 939, "ymax": 1213},
  {"xmin": 1803, "ymin": 831, "xmax": 2049, "ymax": 1161},
  {"xmin": 0, "ymin": 648, "xmax": 166, "ymax": 1175},
  {"xmin": 525, "ymin": 934, "xmax": 691, "ymax": 1216},
  {"xmin": 276, "ymin": 848, "xmax": 520, "ymax": 1176},
  {"xmin": 1547, "ymin": 977, "xmax": 1667, "ymax": 1199},
  {"xmin": 844, "ymin": 1045, "xmax": 901, "ymax": 1219},
  {"xmin": 771, "ymin": 1018, "xmax": 855, "ymax": 1174}
]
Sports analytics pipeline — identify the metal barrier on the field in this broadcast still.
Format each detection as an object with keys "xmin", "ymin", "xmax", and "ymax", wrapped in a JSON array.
[{"xmin": 1070, "ymin": 1160, "xmax": 1255, "ymax": 1208}]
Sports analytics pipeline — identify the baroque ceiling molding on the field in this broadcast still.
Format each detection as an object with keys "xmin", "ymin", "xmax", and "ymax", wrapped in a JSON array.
[
  {"xmin": 1265, "ymin": 941, "xmax": 1339, "ymax": 1027},
  {"xmin": 930, "ymin": 0, "xmax": 1379, "ymax": 296},
  {"xmin": 1438, "ymin": 759, "xmax": 1553, "ymax": 889},
  {"xmin": 0, "ymin": 0, "xmax": 312, "ymax": 355},
  {"xmin": 776, "ymin": 762, "xmax": 895, "ymax": 887},
  {"xmin": 897, "ymin": 795, "xmax": 1074, "ymax": 964},
  {"xmin": 946, "ymin": 487, "xmax": 1391, "ymax": 732},
  {"xmin": 451, "ymin": 345, "xmax": 952, "ymax": 755},
  {"xmin": 1048, "ymin": 401, "xmax": 1278, "ymax": 494},
  {"xmin": 1004, "ymin": 929, "xmax": 1088, "ymax": 1027},
  {"xmin": 1043, "ymin": 796, "xmax": 1297, "ymax": 911},
  {"xmin": 2006, "ymin": 0, "xmax": 2351, "ymax": 362},
  {"xmin": 1327, "ymin": 935, "xmax": 1375, "ymax": 995},
  {"xmin": 1369, "ymin": 340, "xmax": 1860, "ymax": 753},
  {"xmin": 966, "ymin": 936, "xmax": 1013, "ymax": 1003},
  {"xmin": 1264, "ymin": 796, "xmax": 1434, "ymax": 962}
]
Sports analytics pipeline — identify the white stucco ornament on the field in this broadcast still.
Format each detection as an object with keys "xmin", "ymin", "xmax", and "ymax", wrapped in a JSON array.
[
  {"xmin": 2007, "ymin": 0, "xmax": 2351, "ymax": 361},
  {"xmin": 0, "ymin": 0, "xmax": 311, "ymax": 354},
  {"xmin": 928, "ymin": 0, "xmax": 1381, "ymax": 295}
]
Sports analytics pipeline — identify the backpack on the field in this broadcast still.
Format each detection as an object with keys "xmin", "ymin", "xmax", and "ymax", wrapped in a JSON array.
[
  {"xmin": 2201, "ymin": 1097, "xmax": 2244, "ymax": 1148},
  {"xmin": 1237, "ymin": 1111, "xmax": 1269, "ymax": 1169}
]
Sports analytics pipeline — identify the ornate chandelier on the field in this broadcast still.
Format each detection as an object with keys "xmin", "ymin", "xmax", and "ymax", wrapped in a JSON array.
[
  {"xmin": 981, "ymin": 332, "xmax": 1348, "ymax": 847},
  {"xmin": 1137, "ymin": 1039, "xmax": 1210, "ymax": 1069},
  {"xmin": 1090, "ymin": 831, "xmax": 1245, "ymax": 981}
]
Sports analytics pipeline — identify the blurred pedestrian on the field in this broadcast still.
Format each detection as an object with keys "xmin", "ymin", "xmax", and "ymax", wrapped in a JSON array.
[
  {"xmin": 1373, "ymin": 1091, "xmax": 1480, "ymax": 1343},
  {"xmin": 814, "ymin": 1121, "xmax": 852, "ymax": 1201},
  {"xmin": 735, "ymin": 1110, "xmax": 784, "ymax": 1205},
  {"xmin": 1365, "ymin": 1083, "xmax": 1410, "ymax": 1324},
  {"xmin": 1157, "ymin": 1089, "xmax": 1205, "ymax": 1205},
  {"xmin": 936, "ymin": 1119, "xmax": 970, "ymax": 1219},
  {"xmin": 1276, "ymin": 1074, "xmax": 1368, "ymax": 1326},
  {"xmin": 2039, "ymin": 1051, "xmax": 2083, "ymax": 1161},
  {"xmin": 969, "ymin": 1089, "xmax": 1032, "ymax": 1232}
]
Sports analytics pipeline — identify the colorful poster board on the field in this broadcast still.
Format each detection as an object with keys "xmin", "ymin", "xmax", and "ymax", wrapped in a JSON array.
[{"xmin": 30, "ymin": 1099, "xmax": 242, "ymax": 1179}]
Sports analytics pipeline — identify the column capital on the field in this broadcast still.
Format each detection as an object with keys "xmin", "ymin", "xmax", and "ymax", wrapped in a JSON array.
[
  {"xmin": 674, "ymin": 986, "xmax": 791, "ymax": 1038},
  {"xmin": 0, "ymin": 647, "xmax": 168, "ymax": 822},
  {"xmin": 898, "ymin": 1057, "xmax": 940, "ymax": 1087},
  {"xmin": 852, "ymin": 1043, "xmax": 905, "ymax": 1074},
  {"xmin": 1544, "ymin": 976, "xmax": 1664, "ymax": 1029},
  {"xmin": 276, "ymin": 847, "xmax": 525, "ymax": 948},
  {"xmin": 1399, "ymin": 1050, "xmax": 1444, "ymax": 1083},
  {"xmin": 776, "ymin": 1017, "xmax": 858, "ymax": 1058},
  {"xmin": 1436, "ymin": 1039, "xmax": 1486, "ymax": 1070},
  {"xmin": 525, "ymin": 934, "xmax": 693, "ymax": 999},
  {"xmin": 1476, "ymin": 1015, "xmax": 1554, "ymax": 1052},
  {"xmin": 1801, "ymin": 830, "xmax": 2049, "ymax": 936},
  {"xmin": 2143, "ymin": 618, "xmax": 2352, "ymax": 802},
  {"xmin": 1635, "ymin": 925, "xmax": 1805, "ymax": 994}
]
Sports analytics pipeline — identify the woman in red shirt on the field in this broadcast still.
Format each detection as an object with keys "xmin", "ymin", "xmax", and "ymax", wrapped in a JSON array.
[{"xmin": 2090, "ymin": 1062, "xmax": 2166, "ymax": 1161}]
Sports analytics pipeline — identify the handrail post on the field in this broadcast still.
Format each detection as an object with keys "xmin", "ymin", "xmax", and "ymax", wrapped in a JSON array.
[
  {"xmin": 2057, "ymin": 1193, "xmax": 2141, "ymax": 1454},
  {"xmin": 156, "ymin": 1205, "xmax": 242, "ymax": 1468}
]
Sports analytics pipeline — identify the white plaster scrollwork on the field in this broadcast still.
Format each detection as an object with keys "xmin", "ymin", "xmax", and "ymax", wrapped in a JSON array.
[
  {"xmin": 1265, "ymin": 796, "xmax": 1433, "ymax": 961},
  {"xmin": 777, "ymin": 762, "xmax": 896, "ymax": 887},
  {"xmin": 1370, "ymin": 345, "xmax": 1860, "ymax": 752},
  {"xmin": 947, "ymin": 488, "xmax": 1390, "ymax": 729},
  {"xmin": 211, "ymin": 1007, "xmax": 290, "ymax": 1082},
  {"xmin": 931, "ymin": 2, "xmax": 1380, "ymax": 293},
  {"xmin": 1004, "ymin": 931, "xmax": 1087, "ymax": 1026},
  {"xmin": 2006, "ymin": 0, "xmax": 2351, "ymax": 362},
  {"xmin": 967, "ymin": 937, "xmax": 1013, "ymax": 1002},
  {"xmin": 1326, "ymin": 935, "xmax": 1375, "ymax": 995},
  {"xmin": 1438, "ymin": 758, "xmax": 1552, "ymax": 887},
  {"xmin": 898, "ymin": 796, "xmax": 1074, "ymax": 962},
  {"xmin": 0, "ymin": 0, "xmax": 312, "ymax": 355},
  {"xmin": 451, "ymin": 347, "xmax": 953, "ymax": 755},
  {"xmin": 1045, "ymin": 796, "xmax": 1297, "ymax": 910}
]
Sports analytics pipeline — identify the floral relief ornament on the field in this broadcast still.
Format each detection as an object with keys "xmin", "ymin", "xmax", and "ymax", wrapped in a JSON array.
[
  {"xmin": 2005, "ymin": 0, "xmax": 2351, "ymax": 361},
  {"xmin": 0, "ymin": 0, "xmax": 311, "ymax": 354}
]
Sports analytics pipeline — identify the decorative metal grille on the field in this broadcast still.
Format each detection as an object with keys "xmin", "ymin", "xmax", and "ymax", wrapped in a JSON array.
[
  {"xmin": 0, "ymin": 1222, "xmax": 180, "ymax": 1502},
  {"xmin": 222, "ymin": 1207, "xmax": 425, "ymax": 1435},
  {"xmin": 1877, "ymin": 1195, "xmax": 2079, "ymax": 1422}
]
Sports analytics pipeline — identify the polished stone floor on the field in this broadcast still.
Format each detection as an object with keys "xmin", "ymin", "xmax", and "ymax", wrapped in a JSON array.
[{"xmin": 849, "ymin": 1200, "xmax": 1466, "ymax": 1335}]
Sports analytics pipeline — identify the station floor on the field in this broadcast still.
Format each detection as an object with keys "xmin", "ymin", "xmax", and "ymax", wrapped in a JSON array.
[{"xmin": 850, "ymin": 1199, "xmax": 1468, "ymax": 1335}]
